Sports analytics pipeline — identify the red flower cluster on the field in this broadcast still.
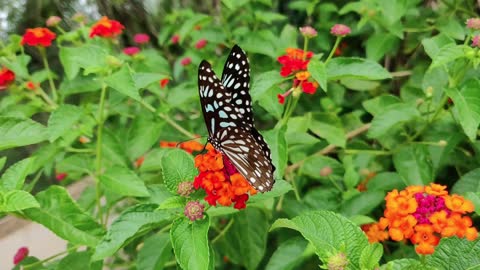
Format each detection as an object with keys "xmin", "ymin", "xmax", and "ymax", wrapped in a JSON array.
[
  {"xmin": 21, "ymin": 28, "xmax": 56, "ymax": 47},
  {"xmin": 277, "ymin": 48, "xmax": 319, "ymax": 103},
  {"xmin": 181, "ymin": 57, "xmax": 192, "ymax": 66},
  {"xmin": 134, "ymin": 33, "xmax": 150, "ymax": 44},
  {"xmin": 278, "ymin": 48, "xmax": 313, "ymax": 77},
  {"xmin": 193, "ymin": 144, "xmax": 257, "ymax": 209},
  {"xmin": 0, "ymin": 67, "xmax": 15, "ymax": 90},
  {"xmin": 89, "ymin": 16, "xmax": 124, "ymax": 38},
  {"xmin": 365, "ymin": 183, "xmax": 478, "ymax": 255},
  {"xmin": 171, "ymin": 34, "xmax": 180, "ymax": 44}
]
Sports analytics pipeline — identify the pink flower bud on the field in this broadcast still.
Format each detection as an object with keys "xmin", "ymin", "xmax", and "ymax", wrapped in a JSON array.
[
  {"xmin": 55, "ymin": 172, "xmax": 67, "ymax": 182},
  {"xmin": 330, "ymin": 24, "xmax": 351, "ymax": 37},
  {"xmin": 299, "ymin": 26, "xmax": 318, "ymax": 38},
  {"xmin": 320, "ymin": 166, "xmax": 333, "ymax": 177},
  {"xmin": 466, "ymin": 18, "xmax": 480, "ymax": 30},
  {"xmin": 184, "ymin": 201, "xmax": 205, "ymax": 221},
  {"xmin": 46, "ymin": 16, "xmax": 62, "ymax": 27},
  {"xmin": 177, "ymin": 181, "xmax": 195, "ymax": 197},
  {"xmin": 123, "ymin": 46, "xmax": 140, "ymax": 56},
  {"xmin": 134, "ymin": 33, "xmax": 150, "ymax": 44},
  {"xmin": 472, "ymin": 35, "xmax": 480, "ymax": 48},
  {"xmin": 327, "ymin": 252, "xmax": 348, "ymax": 270},
  {"xmin": 181, "ymin": 57, "xmax": 192, "ymax": 66},
  {"xmin": 13, "ymin": 246, "xmax": 29, "ymax": 265},
  {"xmin": 171, "ymin": 34, "xmax": 180, "ymax": 44},
  {"xmin": 195, "ymin": 39, "xmax": 207, "ymax": 49}
]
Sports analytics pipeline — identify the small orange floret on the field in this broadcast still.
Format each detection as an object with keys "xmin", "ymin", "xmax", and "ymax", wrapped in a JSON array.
[
  {"xmin": 388, "ymin": 215, "xmax": 417, "ymax": 241},
  {"xmin": 445, "ymin": 194, "xmax": 475, "ymax": 214},
  {"xmin": 179, "ymin": 141, "xmax": 204, "ymax": 153},
  {"xmin": 295, "ymin": 71, "xmax": 310, "ymax": 81},
  {"xmin": 415, "ymin": 242, "xmax": 435, "ymax": 255},
  {"xmin": 425, "ymin": 183, "xmax": 448, "ymax": 196},
  {"xmin": 361, "ymin": 222, "xmax": 389, "ymax": 243}
]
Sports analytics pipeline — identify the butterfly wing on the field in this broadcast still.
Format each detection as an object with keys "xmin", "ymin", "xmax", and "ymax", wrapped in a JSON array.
[
  {"xmin": 215, "ymin": 126, "xmax": 275, "ymax": 192},
  {"xmin": 198, "ymin": 60, "xmax": 236, "ymax": 136},
  {"xmin": 220, "ymin": 45, "xmax": 254, "ymax": 128}
]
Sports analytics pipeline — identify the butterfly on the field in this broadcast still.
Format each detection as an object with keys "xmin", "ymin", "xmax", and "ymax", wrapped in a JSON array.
[{"xmin": 197, "ymin": 45, "xmax": 275, "ymax": 192}]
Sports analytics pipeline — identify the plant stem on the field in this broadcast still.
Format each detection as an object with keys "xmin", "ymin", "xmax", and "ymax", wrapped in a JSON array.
[
  {"xmin": 35, "ymin": 86, "xmax": 58, "ymax": 108},
  {"xmin": 212, "ymin": 219, "xmax": 234, "ymax": 244},
  {"xmin": 327, "ymin": 175, "xmax": 343, "ymax": 192},
  {"xmin": 325, "ymin": 36, "xmax": 341, "ymax": 64},
  {"xmin": 138, "ymin": 99, "xmax": 195, "ymax": 138},
  {"xmin": 343, "ymin": 149, "xmax": 392, "ymax": 155},
  {"xmin": 95, "ymin": 82, "xmax": 108, "ymax": 224},
  {"xmin": 23, "ymin": 245, "xmax": 79, "ymax": 269},
  {"xmin": 39, "ymin": 47, "xmax": 58, "ymax": 102}
]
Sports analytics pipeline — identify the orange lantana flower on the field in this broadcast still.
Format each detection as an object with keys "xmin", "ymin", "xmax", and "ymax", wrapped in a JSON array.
[
  {"xmin": 89, "ymin": 16, "xmax": 124, "ymax": 38},
  {"xmin": 193, "ymin": 144, "xmax": 256, "ymax": 209},
  {"xmin": 370, "ymin": 182, "xmax": 477, "ymax": 255},
  {"xmin": 361, "ymin": 222, "xmax": 389, "ymax": 243}
]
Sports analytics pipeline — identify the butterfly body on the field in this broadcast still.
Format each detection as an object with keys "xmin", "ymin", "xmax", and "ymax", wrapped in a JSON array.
[{"xmin": 198, "ymin": 45, "xmax": 275, "ymax": 192}]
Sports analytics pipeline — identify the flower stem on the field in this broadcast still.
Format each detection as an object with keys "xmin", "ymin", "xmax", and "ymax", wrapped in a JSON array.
[
  {"xmin": 138, "ymin": 99, "xmax": 196, "ymax": 138},
  {"xmin": 23, "ymin": 245, "xmax": 79, "ymax": 269},
  {"xmin": 212, "ymin": 219, "xmax": 234, "ymax": 244},
  {"xmin": 35, "ymin": 86, "xmax": 58, "ymax": 108},
  {"xmin": 325, "ymin": 36, "xmax": 342, "ymax": 64},
  {"xmin": 95, "ymin": 82, "xmax": 108, "ymax": 224},
  {"xmin": 39, "ymin": 47, "xmax": 58, "ymax": 102}
]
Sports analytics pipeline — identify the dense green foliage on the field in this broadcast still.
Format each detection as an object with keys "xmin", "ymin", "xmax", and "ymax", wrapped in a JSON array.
[{"xmin": 1, "ymin": 0, "xmax": 480, "ymax": 269}]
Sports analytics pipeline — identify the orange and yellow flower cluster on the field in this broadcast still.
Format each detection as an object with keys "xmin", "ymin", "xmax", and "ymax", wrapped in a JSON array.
[
  {"xmin": 363, "ymin": 183, "xmax": 477, "ymax": 255},
  {"xmin": 193, "ymin": 144, "xmax": 257, "ymax": 209},
  {"xmin": 159, "ymin": 140, "xmax": 204, "ymax": 154}
]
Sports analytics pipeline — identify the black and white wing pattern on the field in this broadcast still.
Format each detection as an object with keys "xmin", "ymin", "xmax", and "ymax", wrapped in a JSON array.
[{"xmin": 197, "ymin": 44, "xmax": 275, "ymax": 192}]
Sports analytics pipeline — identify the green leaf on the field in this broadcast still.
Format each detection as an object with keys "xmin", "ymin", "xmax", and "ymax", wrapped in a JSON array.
[
  {"xmin": 137, "ymin": 233, "xmax": 172, "ymax": 270},
  {"xmin": 300, "ymin": 156, "xmax": 344, "ymax": 180},
  {"xmin": 127, "ymin": 115, "xmax": 164, "ymax": 158},
  {"xmin": 178, "ymin": 15, "xmax": 211, "ymax": 43},
  {"xmin": 59, "ymin": 45, "xmax": 108, "ymax": 79},
  {"xmin": 59, "ymin": 75, "xmax": 102, "ymax": 96},
  {"xmin": 445, "ymin": 81, "xmax": 480, "ymax": 141},
  {"xmin": 171, "ymin": 216, "xmax": 210, "ymax": 270},
  {"xmin": 363, "ymin": 95, "xmax": 401, "ymax": 116},
  {"xmin": 308, "ymin": 59, "xmax": 327, "ymax": 92},
  {"xmin": 56, "ymin": 251, "xmax": 93, "ymax": 270},
  {"xmin": 0, "ymin": 157, "xmax": 35, "ymax": 191},
  {"xmin": 452, "ymin": 168, "xmax": 480, "ymax": 195},
  {"xmin": 161, "ymin": 149, "xmax": 197, "ymax": 194},
  {"xmin": 366, "ymin": 172, "xmax": 406, "ymax": 191},
  {"xmin": 368, "ymin": 103, "xmax": 420, "ymax": 138},
  {"xmin": 326, "ymin": 57, "xmax": 392, "ymax": 81},
  {"xmin": 23, "ymin": 186, "xmax": 104, "ymax": 247},
  {"xmin": 0, "ymin": 54, "xmax": 31, "ymax": 79},
  {"xmin": 426, "ymin": 238, "xmax": 480, "ymax": 270},
  {"xmin": 250, "ymin": 70, "xmax": 284, "ymax": 101},
  {"xmin": 47, "ymin": 105, "xmax": 83, "ymax": 142},
  {"xmin": 393, "ymin": 145, "xmax": 433, "ymax": 185},
  {"xmin": 263, "ymin": 126, "xmax": 288, "ymax": 179},
  {"xmin": 92, "ymin": 204, "xmax": 172, "ymax": 260},
  {"xmin": 429, "ymin": 44, "xmax": 466, "ymax": 69},
  {"xmin": 157, "ymin": 196, "xmax": 185, "ymax": 209},
  {"xmin": 265, "ymin": 237, "xmax": 310, "ymax": 270},
  {"xmin": 100, "ymin": 166, "xmax": 149, "ymax": 197},
  {"xmin": 249, "ymin": 179, "xmax": 292, "ymax": 204},
  {"xmin": 0, "ymin": 117, "xmax": 48, "ymax": 150},
  {"xmin": 133, "ymin": 73, "xmax": 169, "ymax": 89},
  {"xmin": 222, "ymin": 208, "xmax": 269, "ymax": 270},
  {"xmin": 366, "ymin": 33, "xmax": 399, "ymax": 61},
  {"xmin": 380, "ymin": 259, "xmax": 424, "ymax": 270},
  {"xmin": 340, "ymin": 191, "xmax": 385, "ymax": 217},
  {"xmin": 422, "ymin": 34, "xmax": 455, "ymax": 59},
  {"xmin": 309, "ymin": 113, "xmax": 346, "ymax": 147},
  {"xmin": 359, "ymin": 243, "xmax": 383, "ymax": 270},
  {"xmin": 102, "ymin": 130, "xmax": 130, "ymax": 167},
  {"xmin": 0, "ymin": 157, "xmax": 6, "ymax": 171},
  {"xmin": 0, "ymin": 190, "xmax": 39, "ymax": 212},
  {"xmin": 270, "ymin": 210, "xmax": 369, "ymax": 269},
  {"xmin": 339, "ymin": 78, "xmax": 380, "ymax": 91},
  {"xmin": 465, "ymin": 192, "xmax": 480, "ymax": 215},
  {"xmin": 105, "ymin": 65, "xmax": 141, "ymax": 101}
]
